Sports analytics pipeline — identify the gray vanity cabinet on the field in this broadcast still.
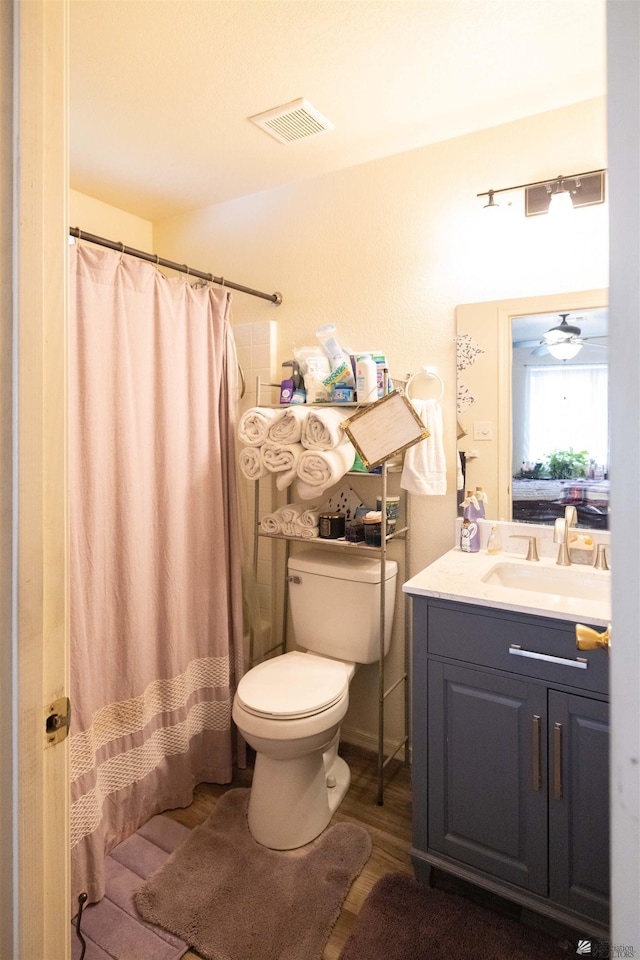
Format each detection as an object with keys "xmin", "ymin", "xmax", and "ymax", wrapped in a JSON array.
[
  {"xmin": 411, "ymin": 597, "xmax": 609, "ymax": 935},
  {"xmin": 547, "ymin": 691, "xmax": 609, "ymax": 923}
]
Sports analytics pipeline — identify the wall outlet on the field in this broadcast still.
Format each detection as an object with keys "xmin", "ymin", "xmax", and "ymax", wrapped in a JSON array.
[{"xmin": 473, "ymin": 421, "xmax": 493, "ymax": 441}]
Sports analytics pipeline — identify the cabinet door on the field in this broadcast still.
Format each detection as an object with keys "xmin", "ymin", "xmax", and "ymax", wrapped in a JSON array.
[
  {"xmin": 427, "ymin": 661, "xmax": 548, "ymax": 894},
  {"xmin": 548, "ymin": 691, "xmax": 609, "ymax": 925}
]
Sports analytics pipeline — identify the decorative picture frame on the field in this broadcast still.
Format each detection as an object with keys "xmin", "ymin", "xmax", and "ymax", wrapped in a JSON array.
[{"xmin": 341, "ymin": 390, "xmax": 430, "ymax": 468}]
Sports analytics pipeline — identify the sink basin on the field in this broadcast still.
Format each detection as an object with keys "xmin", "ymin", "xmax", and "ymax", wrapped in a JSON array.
[{"xmin": 482, "ymin": 562, "xmax": 610, "ymax": 603}]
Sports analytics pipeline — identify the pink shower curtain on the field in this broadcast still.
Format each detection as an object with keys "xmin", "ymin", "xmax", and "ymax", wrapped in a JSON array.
[{"xmin": 69, "ymin": 244, "xmax": 244, "ymax": 907}]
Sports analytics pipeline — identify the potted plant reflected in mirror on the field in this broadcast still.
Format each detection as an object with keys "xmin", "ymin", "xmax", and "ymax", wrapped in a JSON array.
[{"xmin": 545, "ymin": 448, "xmax": 590, "ymax": 480}]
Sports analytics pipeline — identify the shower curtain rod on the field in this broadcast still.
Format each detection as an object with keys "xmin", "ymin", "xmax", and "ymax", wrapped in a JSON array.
[{"xmin": 69, "ymin": 227, "xmax": 283, "ymax": 305}]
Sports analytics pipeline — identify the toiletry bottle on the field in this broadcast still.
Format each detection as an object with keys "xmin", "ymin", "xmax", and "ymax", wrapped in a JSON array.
[
  {"xmin": 474, "ymin": 487, "xmax": 487, "ymax": 518},
  {"xmin": 487, "ymin": 525, "xmax": 502, "ymax": 554},
  {"xmin": 460, "ymin": 517, "xmax": 480, "ymax": 553},
  {"xmin": 461, "ymin": 490, "xmax": 481, "ymax": 552},
  {"xmin": 279, "ymin": 378, "xmax": 293, "ymax": 404},
  {"xmin": 355, "ymin": 354, "xmax": 378, "ymax": 403}
]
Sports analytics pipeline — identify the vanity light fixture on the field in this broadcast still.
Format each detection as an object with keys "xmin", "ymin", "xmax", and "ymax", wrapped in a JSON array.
[{"xmin": 477, "ymin": 169, "xmax": 606, "ymax": 216}]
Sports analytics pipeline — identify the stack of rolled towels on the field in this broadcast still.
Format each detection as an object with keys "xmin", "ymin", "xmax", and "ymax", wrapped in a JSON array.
[
  {"xmin": 238, "ymin": 405, "xmax": 356, "ymax": 501},
  {"xmin": 259, "ymin": 502, "xmax": 321, "ymax": 539}
]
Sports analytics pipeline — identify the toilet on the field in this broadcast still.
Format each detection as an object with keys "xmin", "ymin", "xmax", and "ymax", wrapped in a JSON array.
[{"xmin": 232, "ymin": 549, "xmax": 397, "ymax": 849}]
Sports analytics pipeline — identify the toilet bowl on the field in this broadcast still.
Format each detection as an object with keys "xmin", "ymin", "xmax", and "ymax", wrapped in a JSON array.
[
  {"xmin": 232, "ymin": 651, "xmax": 354, "ymax": 849},
  {"xmin": 232, "ymin": 549, "xmax": 397, "ymax": 850}
]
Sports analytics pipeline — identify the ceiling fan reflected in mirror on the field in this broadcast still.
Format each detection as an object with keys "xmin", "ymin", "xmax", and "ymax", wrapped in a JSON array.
[{"xmin": 513, "ymin": 313, "xmax": 608, "ymax": 360}]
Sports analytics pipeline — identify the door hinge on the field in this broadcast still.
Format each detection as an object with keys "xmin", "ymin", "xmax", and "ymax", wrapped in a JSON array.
[{"xmin": 44, "ymin": 696, "xmax": 71, "ymax": 747}]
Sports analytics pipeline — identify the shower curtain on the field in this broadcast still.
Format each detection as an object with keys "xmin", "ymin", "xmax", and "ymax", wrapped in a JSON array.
[{"xmin": 69, "ymin": 243, "xmax": 244, "ymax": 907}]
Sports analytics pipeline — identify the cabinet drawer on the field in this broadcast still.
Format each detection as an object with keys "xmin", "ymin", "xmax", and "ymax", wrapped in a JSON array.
[{"xmin": 422, "ymin": 601, "xmax": 608, "ymax": 695}]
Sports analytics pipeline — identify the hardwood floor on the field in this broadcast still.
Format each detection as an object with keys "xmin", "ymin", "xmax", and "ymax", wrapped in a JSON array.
[{"xmin": 163, "ymin": 743, "xmax": 413, "ymax": 960}]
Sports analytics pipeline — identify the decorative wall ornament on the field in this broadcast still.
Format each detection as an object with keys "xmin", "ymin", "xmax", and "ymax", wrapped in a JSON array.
[
  {"xmin": 457, "ymin": 382, "xmax": 475, "ymax": 416},
  {"xmin": 456, "ymin": 333, "xmax": 485, "ymax": 372}
]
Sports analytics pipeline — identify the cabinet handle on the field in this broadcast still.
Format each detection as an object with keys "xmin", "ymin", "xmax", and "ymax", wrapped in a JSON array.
[
  {"xmin": 553, "ymin": 722, "xmax": 563, "ymax": 800},
  {"xmin": 509, "ymin": 645, "xmax": 588, "ymax": 669},
  {"xmin": 532, "ymin": 715, "xmax": 541, "ymax": 791}
]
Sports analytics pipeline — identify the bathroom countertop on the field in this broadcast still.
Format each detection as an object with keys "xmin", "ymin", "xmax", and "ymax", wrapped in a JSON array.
[{"xmin": 403, "ymin": 546, "xmax": 611, "ymax": 627}]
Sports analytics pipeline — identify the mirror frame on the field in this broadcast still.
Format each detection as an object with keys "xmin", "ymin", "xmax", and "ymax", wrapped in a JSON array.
[{"xmin": 456, "ymin": 288, "xmax": 608, "ymax": 522}]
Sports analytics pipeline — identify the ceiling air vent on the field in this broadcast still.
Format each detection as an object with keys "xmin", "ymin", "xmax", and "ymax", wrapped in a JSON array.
[{"xmin": 249, "ymin": 98, "xmax": 335, "ymax": 144}]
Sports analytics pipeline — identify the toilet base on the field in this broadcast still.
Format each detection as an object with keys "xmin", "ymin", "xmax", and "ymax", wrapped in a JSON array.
[{"xmin": 247, "ymin": 747, "xmax": 351, "ymax": 850}]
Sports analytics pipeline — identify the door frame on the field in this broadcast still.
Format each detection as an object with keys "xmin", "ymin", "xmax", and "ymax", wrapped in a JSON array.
[{"xmin": 2, "ymin": 1, "xmax": 70, "ymax": 956}]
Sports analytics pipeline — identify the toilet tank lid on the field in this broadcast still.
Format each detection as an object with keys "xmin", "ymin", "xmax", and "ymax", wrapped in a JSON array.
[{"xmin": 288, "ymin": 549, "xmax": 397, "ymax": 583}]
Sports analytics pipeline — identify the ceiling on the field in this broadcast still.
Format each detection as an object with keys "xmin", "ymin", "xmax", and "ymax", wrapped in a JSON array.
[{"xmin": 69, "ymin": 0, "xmax": 606, "ymax": 222}]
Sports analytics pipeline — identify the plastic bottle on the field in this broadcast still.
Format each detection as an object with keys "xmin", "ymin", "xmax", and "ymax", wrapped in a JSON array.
[
  {"xmin": 355, "ymin": 354, "xmax": 378, "ymax": 403},
  {"xmin": 487, "ymin": 525, "xmax": 503, "ymax": 555},
  {"xmin": 279, "ymin": 378, "xmax": 293, "ymax": 404}
]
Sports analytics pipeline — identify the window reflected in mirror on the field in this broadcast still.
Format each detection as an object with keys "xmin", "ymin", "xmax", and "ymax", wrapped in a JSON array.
[{"xmin": 511, "ymin": 307, "xmax": 608, "ymax": 529}]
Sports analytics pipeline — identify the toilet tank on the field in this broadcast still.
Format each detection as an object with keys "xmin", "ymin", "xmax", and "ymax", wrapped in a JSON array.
[{"xmin": 287, "ymin": 549, "xmax": 398, "ymax": 664}]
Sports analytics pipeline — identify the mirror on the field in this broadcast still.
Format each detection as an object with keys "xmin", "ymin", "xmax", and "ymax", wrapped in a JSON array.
[{"xmin": 456, "ymin": 289, "xmax": 609, "ymax": 529}]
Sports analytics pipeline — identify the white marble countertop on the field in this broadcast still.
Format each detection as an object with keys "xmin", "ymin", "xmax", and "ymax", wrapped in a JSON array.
[{"xmin": 403, "ymin": 541, "xmax": 611, "ymax": 627}]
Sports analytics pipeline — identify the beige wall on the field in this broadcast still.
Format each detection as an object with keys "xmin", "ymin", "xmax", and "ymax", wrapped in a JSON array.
[
  {"xmin": 69, "ymin": 188, "xmax": 153, "ymax": 249},
  {"xmin": 151, "ymin": 97, "xmax": 607, "ymax": 748}
]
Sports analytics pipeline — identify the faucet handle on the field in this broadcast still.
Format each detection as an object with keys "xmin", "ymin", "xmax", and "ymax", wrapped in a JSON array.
[
  {"xmin": 593, "ymin": 543, "xmax": 610, "ymax": 571},
  {"xmin": 509, "ymin": 535, "xmax": 540, "ymax": 562}
]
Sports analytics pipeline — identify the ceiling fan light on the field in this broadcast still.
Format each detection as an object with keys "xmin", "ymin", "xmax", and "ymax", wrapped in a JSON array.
[{"xmin": 547, "ymin": 341, "xmax": 583, "ymax": 360}]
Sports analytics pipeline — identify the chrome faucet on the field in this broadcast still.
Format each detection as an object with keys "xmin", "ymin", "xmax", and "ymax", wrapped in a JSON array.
[{"xmin": 554, "ymin": 505, "xmax": 577, "ymax": 566}]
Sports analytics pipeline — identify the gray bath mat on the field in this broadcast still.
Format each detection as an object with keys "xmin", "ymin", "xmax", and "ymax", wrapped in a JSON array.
[
  {"xmin": 71, "ymin": 815, "xmax": 190, "ymax": 959},
  {"xmin": 338, "ymin": 872, "xmax": 568, "ymax": 960},
  {"xmin": 135, "ymin": 787, "xmax": 372, "ymax": 960}
]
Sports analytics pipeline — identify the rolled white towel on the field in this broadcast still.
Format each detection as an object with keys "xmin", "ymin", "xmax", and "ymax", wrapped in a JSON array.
[
  {"xmin": 279, "ymin": 503, "xmax": 305, "ymax": 524},
  {"xmin": 267, "ymin": 406, "xmax": 308, "ymax": 444},
  {"xmin": 260, "ymin": 510, "xmax": 284, "ymax": 535},
  {"xmin": 296, "ymin": 525, "xmax": 319, "ymax": 540},
  {"xmin": 238, "ymin": 407, "xmax": 282, "ymax": 446},
  {"xmin": 301, "ymin": 407, "xmax": 348, "ymax": 450},
  {"xmin": 260, "ymin": 440, "xmax": 303, "ymax": 491},
  {"xmin": 281, "ymin": 521, "xmax": 300, "ymax": 537},
  {"xmin": 299, "ymin": 506, "xmax": 320, "ymax": 527},
  {"xmin": 295, "ymin": 441, "xmax": 356, "ymax": 500},
  {"xmin": 239, "ymin": 446, "xmax": 269, "ymax": 480}
]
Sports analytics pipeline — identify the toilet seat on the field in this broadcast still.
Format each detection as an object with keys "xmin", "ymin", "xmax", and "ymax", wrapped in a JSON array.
[{"xmin": 236, "ymin": 651, "xmax": 349, "ymax": 720}]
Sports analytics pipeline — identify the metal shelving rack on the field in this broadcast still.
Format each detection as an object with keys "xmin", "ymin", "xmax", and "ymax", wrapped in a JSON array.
[{"xmin": 248, "ymin": 378, "xmax": 410, "ymax": 805}]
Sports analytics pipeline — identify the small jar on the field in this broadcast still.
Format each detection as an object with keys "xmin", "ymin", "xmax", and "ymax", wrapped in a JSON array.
[
  {"xmin": 345, "ymin": 520, "xmax": 365, "ymax": 542},
  {"xmin": 319, "ymin": 512, "xmax": 346, "ymax": 539},
  {"xmin": 376, "ymin": 495, "xmax": 400, "ymax": 521},
  {"xmin": 363, "ymin": 511, "xmax": 383, "ymax": 546}
]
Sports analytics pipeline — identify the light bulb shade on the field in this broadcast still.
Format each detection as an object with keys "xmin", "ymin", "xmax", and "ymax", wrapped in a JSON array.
[
  {"xmin": 547, "ymin": 341, "xmax": 583, "ymax": 360},
  {"xmin": 548, "ymin": 189, "xmax": 574, "ymax": 215}
]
